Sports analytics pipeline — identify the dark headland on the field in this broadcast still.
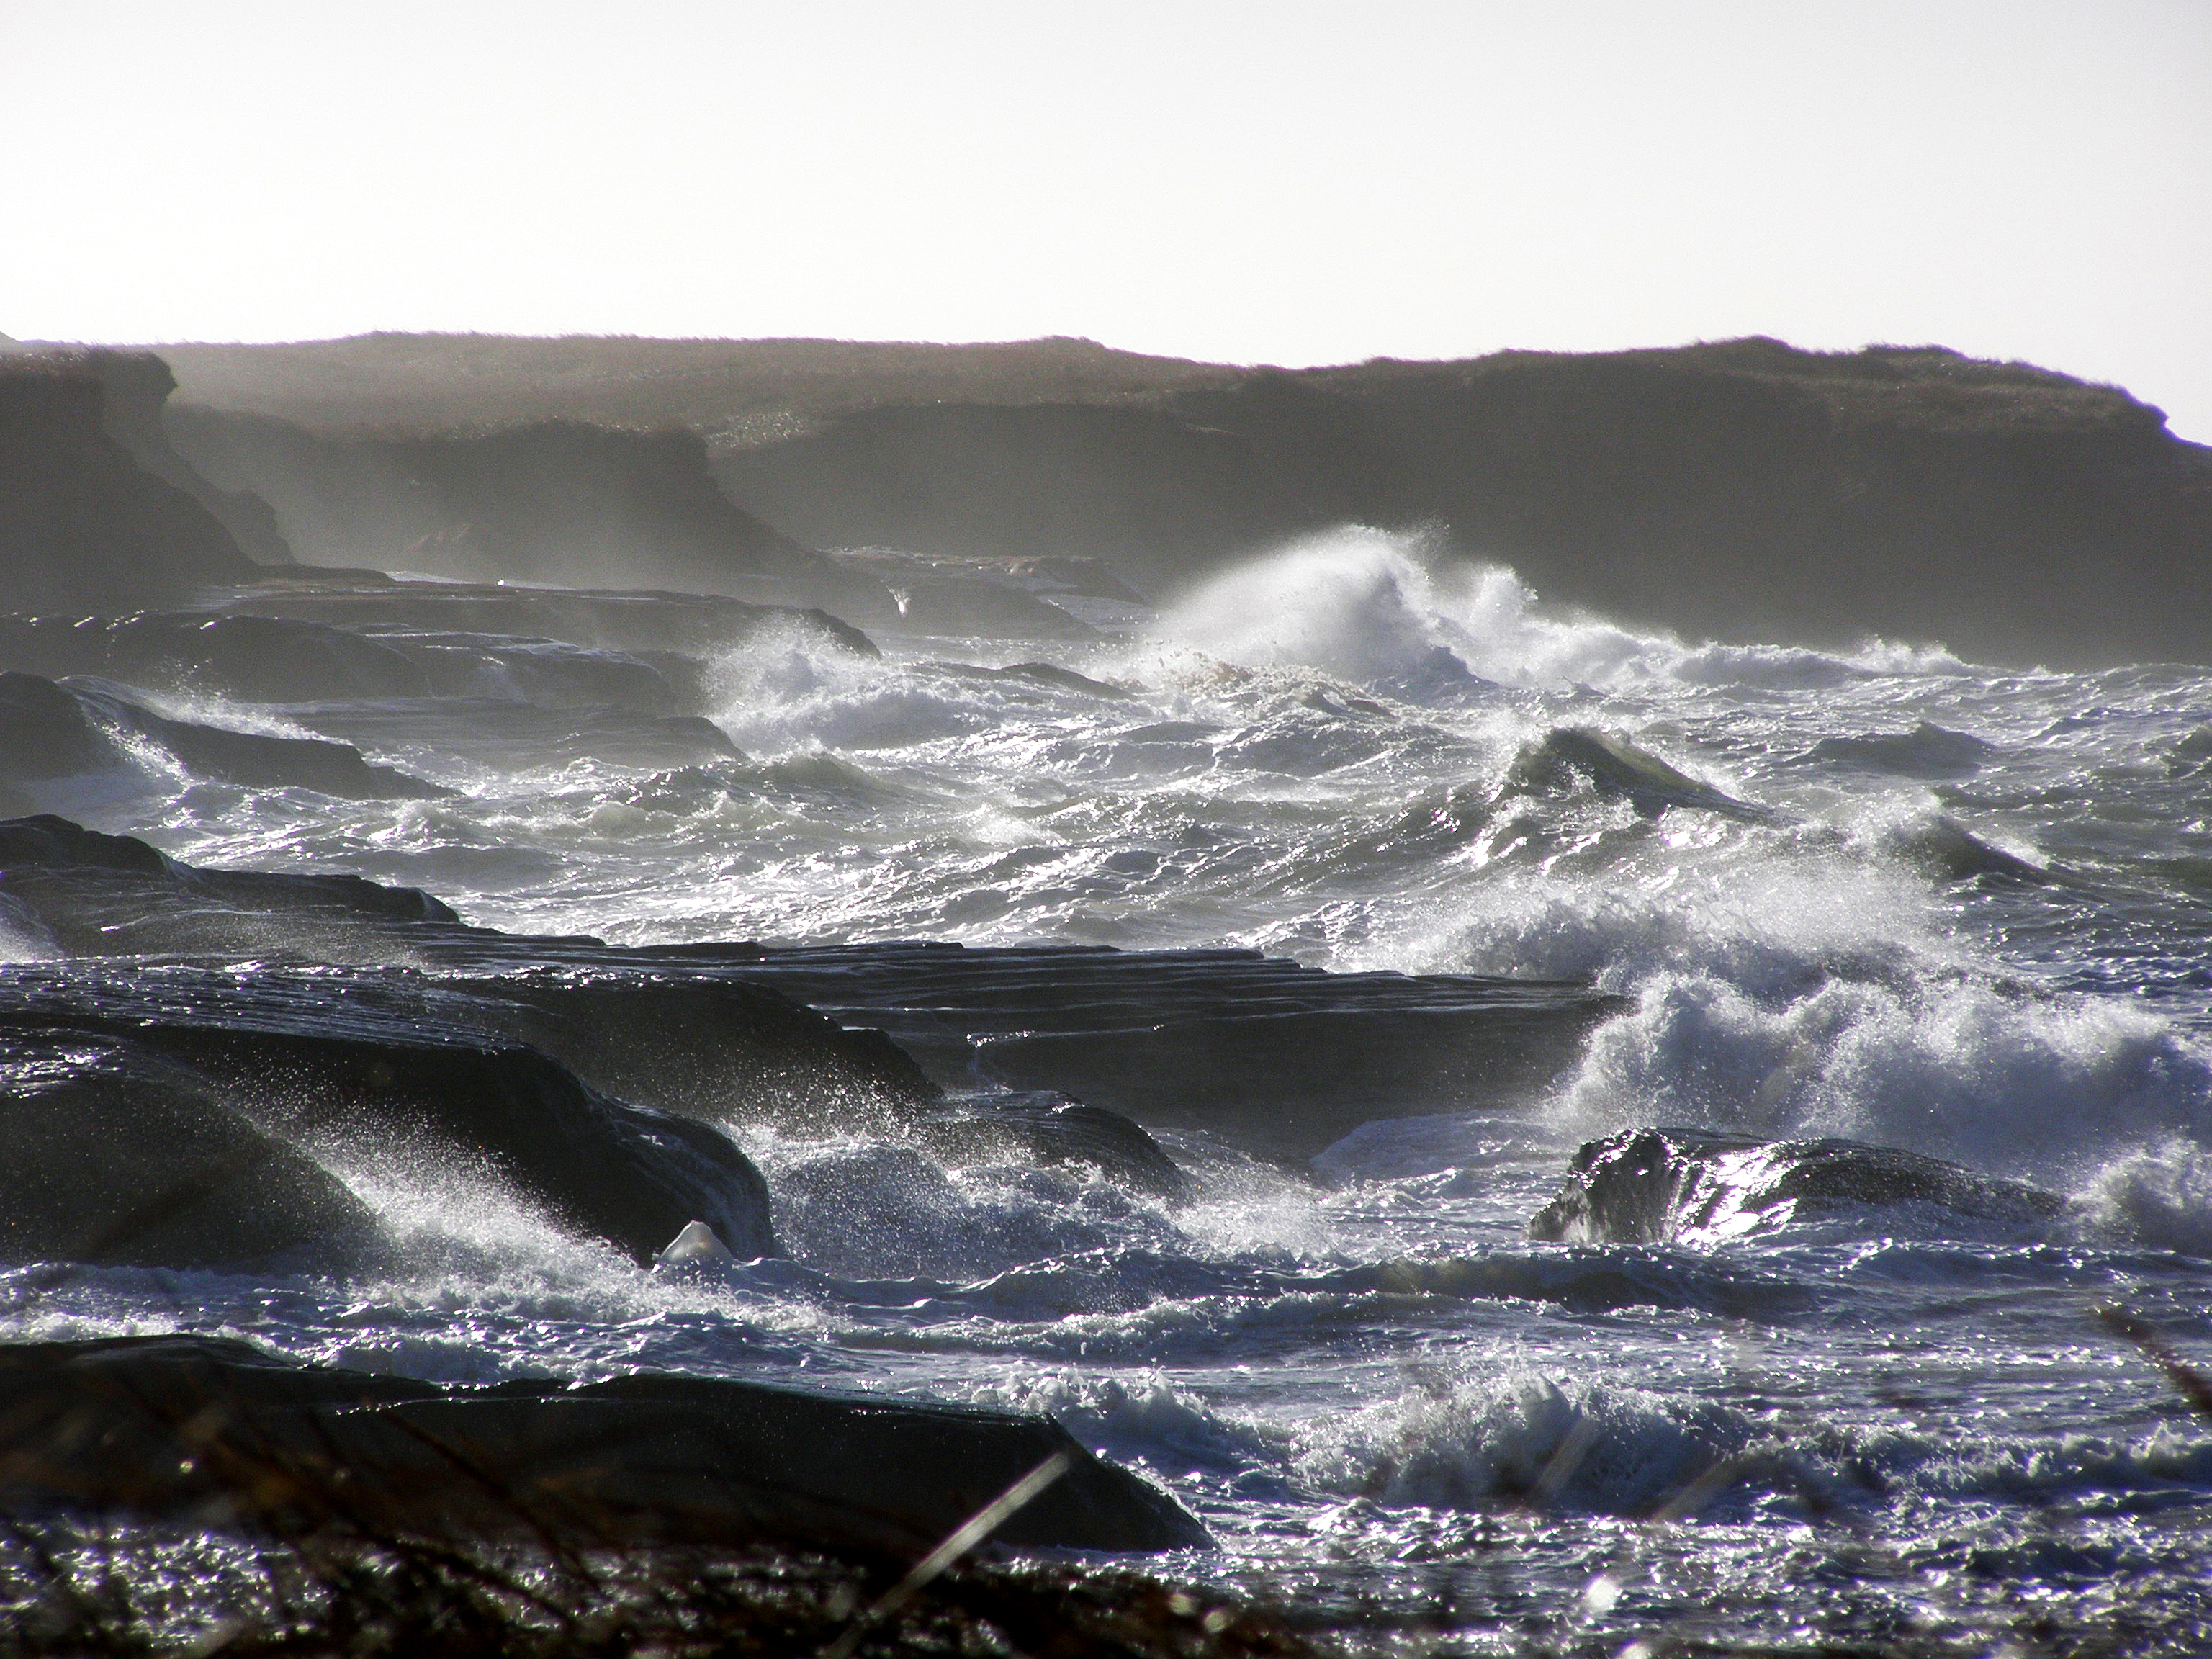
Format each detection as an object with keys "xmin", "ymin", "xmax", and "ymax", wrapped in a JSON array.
[{"xmin": 133, "ymin": 330, "xmax": 2212, "ymax": 670}]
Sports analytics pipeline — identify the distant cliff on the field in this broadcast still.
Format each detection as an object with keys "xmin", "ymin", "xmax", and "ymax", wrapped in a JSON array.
[
  {"xmin": 0, "ymin": 354, "xmax": 262, "ymax": 613},
  {"xmin": 81, "ymin": 351, "xmax": 295, "ymax": 565},
  {"xmin": 152, "ymin": 332, "xmax": 2212, "ymax": 667},
  {"xmin": 714, "ymin": 340, "xmax": 2212, "ymax": 667},
  {"xmin": 168, "ymin": 410, "xmax": 891, "ymax": 619}
]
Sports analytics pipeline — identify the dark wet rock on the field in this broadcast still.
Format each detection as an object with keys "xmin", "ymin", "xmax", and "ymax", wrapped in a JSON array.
[
  {"xmin": 2165, "ymin": 725, "xmax": 2212, "ymax": 780},
  {"xmin": 0, "ymin": 823, "xmax": 1192, "ymax": 1198},
  {"xmin": 0, "ymin": 674, "xmax": 115, "ymax": 783},
  {"xmin": 441, "ymin": 970, "xmax": 941, "ymax": 1131},
  {"xmin": 0, "ymin": 1334, "xmax": 1209, "ymax": 1554},
  {"xmin": 0, "ymin": 1033, "xmax": 376, "ymax": 1267},
  {"xmin": 1800, "ymin": 721, "xmax": 1997, "ymax": 779},
  {"xmin": 910, "ymin": 1092, "xmax": 1191, "ymax": 1201},
  {"xmin": 215, "ymin": 575, "xmax": 878, "ymax": 660},
  {"xmin": 661, "ymin": 940, "xmax": 1626, "ymax": 1162},
  {"xmin": 439, "ymin": 975, "xmax": 1187, "ymax": 1200},
  {"xmin": 0, "ymin": 611, "xmax": 432, "ymax": 702},
  {"xmin": 1, "ymin": 819, "xmax": 1608, "ymax": 1172},
  {"xmin": 366, "ymin": 630, "xmax": 697, "ymax": 714},
  {"xmin": 0, "ymin": 608, "xmax": 706, "ymax": 716},
  {"xmin": 12, "ymin": 673, "xmax": 450, "ymax": 799},
  {"xmin": 1528, "ymin": 1126, "xmax": 2066, "ymax": 1245},
  {"xmin": 0, "ymin": 816, "xmax": 464, "ymax": 956},
  {"xmin": 1502, "ymin": 727, "xmax": 1775, "ymax": 822},
  {"xmin": 0, "ymin": 963, "xmax": 777, "ymax": 1264},
  {"xmin": 0, "ymin": 356, "xmax": 261, "ymax": 613}
]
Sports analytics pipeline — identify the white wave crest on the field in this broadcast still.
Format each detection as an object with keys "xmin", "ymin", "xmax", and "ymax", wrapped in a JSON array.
[
  {"xmin": 1296, "ymin": 1369, "xmax": 1754, "ymax": 1515},
  {"xmin": 1152, "ymin": 526, "xmax": 1973, "ymax": 693},
  {"xmin": 963, "ymin": 1368, "xmax": 1277, "ymax": 1471}
]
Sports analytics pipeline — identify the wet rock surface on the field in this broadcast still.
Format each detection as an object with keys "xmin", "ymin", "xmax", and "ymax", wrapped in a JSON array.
[
  {"xmin": 0, "ymin": 672, "xmax": 448, "ymax": 806},
  {"xmin": 0, "ymin": 1334, "xmax": 1209, "ymax": 1555},
  {"xmin": 1502, "ymin": 726, "xmax": 1776, "ymax": 822},
  {"xmin": 2, "ymin": 818, "xmax": 1618, "ymax": 1173},
  {"xmin": 0, "ymin": 961, "xmax": 779, "ymax": 1264},
  {"xmin": 1529, "ymin": 1125, "xmax": 2068, "ymax": 1245},
  {"xmin": 0, "ymin": 1033, "xmax": 377, "ymax": 1268},
  {"xmin": 669, "ymin": 939, "xmax": 1624, "ymax": 1161}
]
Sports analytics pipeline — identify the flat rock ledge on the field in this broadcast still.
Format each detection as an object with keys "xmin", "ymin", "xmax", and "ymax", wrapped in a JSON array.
[{"xmin": 0, "ymin": 1336, "xmax": 1210, "ymax": 1557}]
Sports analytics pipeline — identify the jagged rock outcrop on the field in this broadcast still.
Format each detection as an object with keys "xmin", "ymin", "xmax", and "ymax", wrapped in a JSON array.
[
  {"xmin": 0, "ymin": 1335, "xmax": 1209, "ymax": 1553},
  {"xmin": 0, "ymin": 355, "xmax": 261, "ymax": 611},
  {"xmin": 1528, "ymin": 1126, "xmax": 2066, "ymax": 1245}
]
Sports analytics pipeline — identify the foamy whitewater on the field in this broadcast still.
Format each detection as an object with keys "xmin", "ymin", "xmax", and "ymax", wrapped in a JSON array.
[{"xmin": 15, "ymin": 527, "xmax": 2212, "ymax": 1650}]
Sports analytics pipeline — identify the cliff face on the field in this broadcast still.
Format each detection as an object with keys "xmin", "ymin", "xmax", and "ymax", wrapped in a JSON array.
[
  {"xmin": 156, "ymin": 333, "xmax": 2212, "ymax": 667},
  {"xmin": 717, "ymin": 340, "xmax": 2212, "ymax": 667},
  {"xmin": 714, "ymin": 403, "xmax": 1315, "ymax": 595},
  {"xmin": 0, "ymin": 356, "xmax": 262, "ymax": 613},
  {"xmin": 85, "ymin": 352, "xmax": 295, "ymax": 564},
  {"xmin": 168, "ymin": 411, "xmax": 891, "ymax": 619}
]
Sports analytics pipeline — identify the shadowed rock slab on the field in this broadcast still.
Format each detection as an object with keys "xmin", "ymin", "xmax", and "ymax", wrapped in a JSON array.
[
  {"xmin": 1528, "ymin": 1125, "xmax": 2066, "ymax": 1245},
  {"xmin": 0, "ymin": 1335, "xmax": 1210, "ymax": 1555},
  {"xmin": 652, "ymin": 940, "xmax": 1626, "ymax": 1162},
  {"xmin": 0, "ymin": 961, "xmax": 777, "ymax": 1264},
  {"xmin": 0, "ymin": 814, "xmax": 464, "ymax": 957},
  {"xmin": 0, "ymin": 1034, "xmax": 376, "ymax": 1267},
  {"xmin": 3, "ymin": 817, "xmax": 1611, "ymax": 1173},
  {"xmin": 0, "ymin": 673, "xmax": 447, "ymax": 801},
  {"xmin": 0, "ymin": 612, "xmax": 433, "ymax": 702},
  {"xmin": 216, "ymin": 575, "xmax": 880, "ymax": 660}
]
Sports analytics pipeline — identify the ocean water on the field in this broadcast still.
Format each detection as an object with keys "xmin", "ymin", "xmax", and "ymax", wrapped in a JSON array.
[{"xmin": 12, "ymin": 527, "xmax": 2212, "ymax": 1652}]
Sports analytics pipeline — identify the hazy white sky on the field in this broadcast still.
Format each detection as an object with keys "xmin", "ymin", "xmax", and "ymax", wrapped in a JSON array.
[{"xmin": 6, "ymin": 1, "xmax": 2210, "ymax": 436}]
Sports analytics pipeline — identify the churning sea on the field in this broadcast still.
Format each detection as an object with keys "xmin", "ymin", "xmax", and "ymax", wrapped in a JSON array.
[{"xmin": 12, "ymin": 529, "xmax": 2212, "ymax": 1653}]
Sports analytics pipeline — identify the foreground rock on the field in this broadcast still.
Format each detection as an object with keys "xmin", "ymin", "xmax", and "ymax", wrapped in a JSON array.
[
  {"xmin": 0, "ymin": 818, "xmax": 1192, "ymax": 1201},
  {"xmin": 0, "ymin": 1335, "xmax": 1209, "ymax": 1555},
  {"xmin": 1528, "ymin": 1125, "xmax": 2066, "ymax": 1245}
]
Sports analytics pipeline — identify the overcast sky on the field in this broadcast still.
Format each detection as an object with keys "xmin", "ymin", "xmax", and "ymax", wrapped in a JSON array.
[{"xmin": 6, "ymin": 1, "xmax": 2209, "ymax": 437}]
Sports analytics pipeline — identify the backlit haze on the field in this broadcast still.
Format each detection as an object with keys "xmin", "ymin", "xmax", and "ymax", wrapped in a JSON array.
[{"xmin": 5, "ymin": 0, "xmax": 2210, "ymax": 439}]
